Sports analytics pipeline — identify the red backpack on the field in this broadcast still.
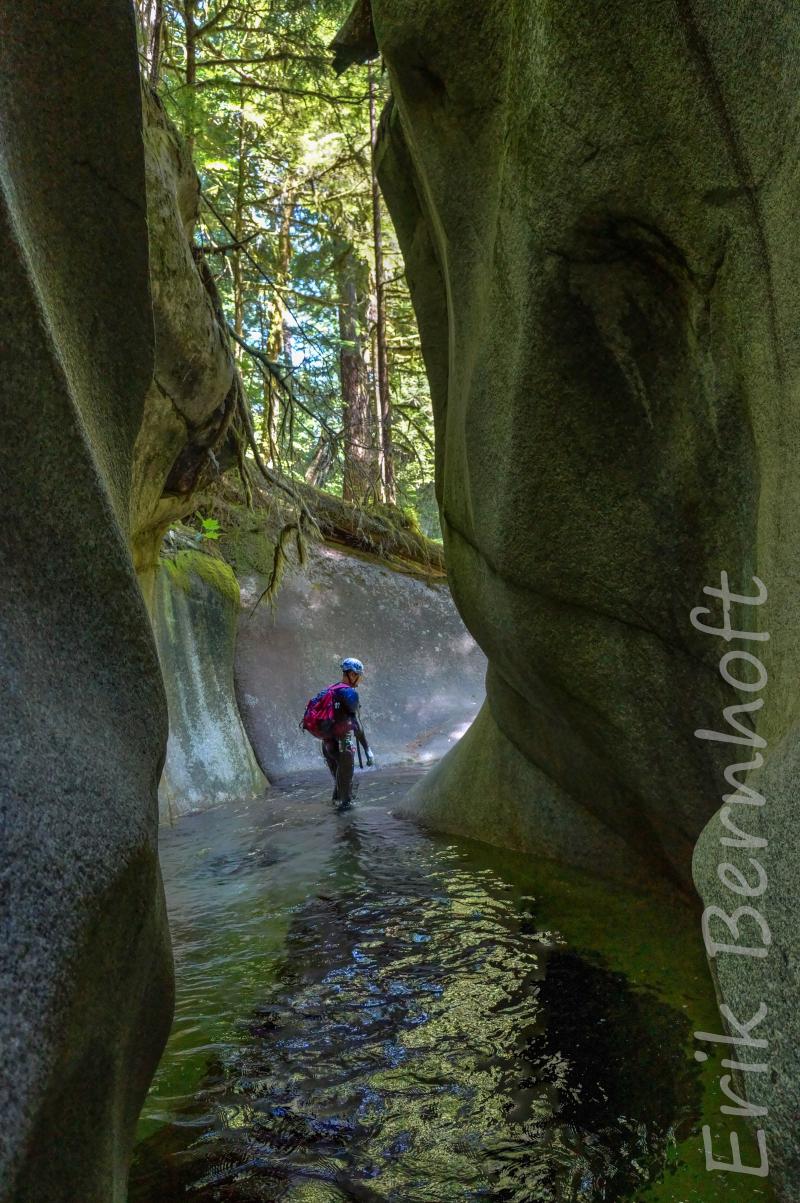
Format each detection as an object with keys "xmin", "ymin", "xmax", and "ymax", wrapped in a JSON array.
[{"xmin": 300, "ymin": 683, "xmax": 348, "ymax": 739}]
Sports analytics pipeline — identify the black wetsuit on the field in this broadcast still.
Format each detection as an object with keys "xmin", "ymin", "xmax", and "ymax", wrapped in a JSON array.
[{"xmin": 321, "ymin": 684, "xmax": 369, "ymax": 805}]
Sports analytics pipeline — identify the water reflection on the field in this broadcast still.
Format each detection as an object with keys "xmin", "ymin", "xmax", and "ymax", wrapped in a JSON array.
[{"xmin": 130, "ymin": 771, "xmax": 698, "ymax": 1202}]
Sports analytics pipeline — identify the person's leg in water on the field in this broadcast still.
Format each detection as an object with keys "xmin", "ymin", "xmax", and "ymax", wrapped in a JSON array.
[
  {"xmin": 322, "ymin": 738, "xmax": 340, "ymax": 800},
  {"xmin": 334, "ymin": 733, "xmax": 355, "ymax": 808}
]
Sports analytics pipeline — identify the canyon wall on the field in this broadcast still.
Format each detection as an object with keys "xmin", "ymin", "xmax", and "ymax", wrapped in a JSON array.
[
  {"xmin": 0, "ymin": 5, "xmax": 173, "ymax": 1200},
  {"xmin": 334, "ymin": 1, "xmax": 800, "ymax": 1191}
]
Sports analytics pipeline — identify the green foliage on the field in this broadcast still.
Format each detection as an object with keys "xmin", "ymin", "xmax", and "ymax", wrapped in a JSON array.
[
  {"xmin": 199, "ymin": 515, "xmax": 221, "ymax": 540},
  {"xmin": 135, "ymin": 0, "xmax": 438, "ymax": 518}
]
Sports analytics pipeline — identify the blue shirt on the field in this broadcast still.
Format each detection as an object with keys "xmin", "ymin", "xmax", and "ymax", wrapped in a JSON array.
[
  {"xmin": 330, "ymin": 684, "xmax": 367, "ymax": 745},
  {"xmin": 332, "ymin": 684, "xmax": 359, "ymax": 723}
]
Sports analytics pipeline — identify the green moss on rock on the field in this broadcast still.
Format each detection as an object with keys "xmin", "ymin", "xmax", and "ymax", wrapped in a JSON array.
[
  {"xmin": 161, "ymin": 550, "xmax": 241, "ymax": 608},
  {"xmin": 217, "ymin": 519, "xmax": 278, "ymax": 579}
]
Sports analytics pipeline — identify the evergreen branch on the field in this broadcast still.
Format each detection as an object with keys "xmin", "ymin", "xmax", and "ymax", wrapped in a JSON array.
[{"xmin": 227, "ymin": 325, "xmax": 340, "ymax": 441}]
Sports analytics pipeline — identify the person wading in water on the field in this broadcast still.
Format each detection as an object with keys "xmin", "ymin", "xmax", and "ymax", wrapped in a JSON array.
[{"xmin": 301, "ymin": 657, "xmax": 374, "ymax": 810}]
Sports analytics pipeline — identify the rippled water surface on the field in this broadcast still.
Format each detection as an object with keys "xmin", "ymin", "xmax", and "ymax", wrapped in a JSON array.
[{"xmin": 129, "ymin": 768, "xmax": 756, "ymax": 1202}]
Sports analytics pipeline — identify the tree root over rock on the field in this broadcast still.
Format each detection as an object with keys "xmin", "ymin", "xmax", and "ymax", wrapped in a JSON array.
[
  {"xmin": 224, "ymin": 375, "xmax": 445, "ymax": 608},
  {"xmin": 194, "ymin": 465, "xmax": 446, "ymax": 616}
]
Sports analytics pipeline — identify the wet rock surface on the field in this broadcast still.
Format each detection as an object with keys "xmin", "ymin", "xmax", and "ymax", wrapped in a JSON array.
[{"xmin": 365, "ymin": 0, "xmax": 800, "ymax": 889}]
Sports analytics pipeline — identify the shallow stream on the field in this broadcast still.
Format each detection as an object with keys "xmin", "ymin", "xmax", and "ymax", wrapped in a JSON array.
[{"xmin": 130, "ymin": 768, "xmax": 772, "ymax": 1202}]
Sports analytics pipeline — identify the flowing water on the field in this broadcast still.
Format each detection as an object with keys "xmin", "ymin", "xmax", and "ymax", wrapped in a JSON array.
[{"xmin": 129, "ymin": 767, "xmax": 772, "ymax": 1203}]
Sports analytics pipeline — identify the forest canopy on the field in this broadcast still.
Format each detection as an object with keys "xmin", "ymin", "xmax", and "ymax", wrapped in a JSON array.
[{"xmin": 135, "ymin": 0, "xmax": 440, "ymax": 538}]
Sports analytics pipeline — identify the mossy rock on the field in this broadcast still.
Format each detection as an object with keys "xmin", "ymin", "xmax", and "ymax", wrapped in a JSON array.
[{"xmin": 160, "ymin": 549, "xmax": 241, "ymax": 608}]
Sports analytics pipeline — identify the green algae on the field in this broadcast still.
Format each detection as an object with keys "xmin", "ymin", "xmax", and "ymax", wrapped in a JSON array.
[
  {"xmin": 218, "ymin": 517, "xmax": 279, "ymax": 578},
  {"xmin": 185, "ymin": 493, "xmax": 282, "ymax": 579}
]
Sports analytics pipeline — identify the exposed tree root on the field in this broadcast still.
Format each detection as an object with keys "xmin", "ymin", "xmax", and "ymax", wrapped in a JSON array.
[
  {"xmin": 286, "ymin": 480, "xmax": 446, "ymax": 574},
  {"xmin": 248, "ymin": 521, "xmax": 308, "ymax": 614}
]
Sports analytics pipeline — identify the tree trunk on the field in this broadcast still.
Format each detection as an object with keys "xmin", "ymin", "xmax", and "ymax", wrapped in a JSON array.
[
  {"xmin": 265, "ymin": 195, "xmax": 294, "ymax": 363},
  {"xmin": 226, "ymin": 479, "xmax": 446, "ymax": 577},
  {"xmin": 263, "ymin": 192, "xmax": 294, "ymax": 464},
  {"xmin": 184, "ymin": 0, "xmax": 197, "ymax": 156},
  {"xmin": 335, "ymin": 241, "xmax": 375, "ymax": 505},
  {"xmin": 232, "ymin": 105, "xmax": 246, "ymax": 356},
  {"xmin": 369, "ymin": 68, "xmax": 395, "ymax": 504},
  {"xmin": 149, "ymin": 0, "xmax": 164, "ymax": 87},
  {"xmin": 305, "ymin": 436, "xmax": 336, "ymax": 489},
  {"xmin": 367, "ymin": 290, "xmax": 386, "ymax": 502}
]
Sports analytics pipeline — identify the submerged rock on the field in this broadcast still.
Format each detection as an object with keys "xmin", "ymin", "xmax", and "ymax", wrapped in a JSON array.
[
  {"xmin": 153, "ymin": 551, "xmax": 265, "ymax": 821},
  {"xmin": 0, "ymin": 2, "xmax": 173, "ymax": 1199}
]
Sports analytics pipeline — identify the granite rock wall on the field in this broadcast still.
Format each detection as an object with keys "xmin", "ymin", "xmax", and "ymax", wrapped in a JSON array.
[{"xmin": 0, "ymin": 4, "xmax": 173, "ymax": 1199}]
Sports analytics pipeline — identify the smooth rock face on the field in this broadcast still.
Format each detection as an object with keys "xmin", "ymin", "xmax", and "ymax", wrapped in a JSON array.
[
  {"xmin": 406, "ymin": 703, "xmax": 656, "ymax": 887},
  {"xmin": 367, "ymin": 1, "xmax": 800, "ymax": 881},
  {"xmin": 0, "ymin": 3, "xmax": 173, "ymax": 1201},
  {"xmin": 235, "ymin": 544, "xmax": 486, "ymax": 776},
  {"xmin": 154, "ymin": 552, "xmax": 266, "ymax": 821},
  {"xmin": 358, "ymin": 1, "xmax": 800, "ymax": 1193}
]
